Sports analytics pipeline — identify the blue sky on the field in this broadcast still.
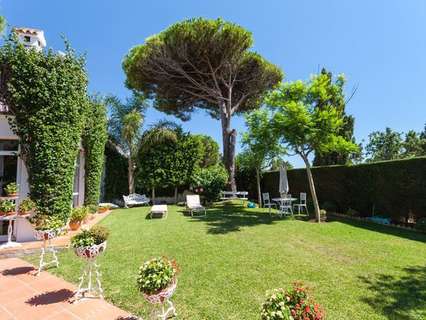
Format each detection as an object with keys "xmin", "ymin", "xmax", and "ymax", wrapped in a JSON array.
[{"xmin": 2, "ymin": 0, "xmax": 426, "ymax": 167}]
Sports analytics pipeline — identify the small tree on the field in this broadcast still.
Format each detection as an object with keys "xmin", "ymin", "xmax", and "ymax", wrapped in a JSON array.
[
  {"xmin": 242, "ymin": 109, "xmax": 283, "ymax": 207},
  {"xmin": 194, "ymin": 134, "xmax": 220, "ymax": 168},
  {"xmin": 123, "ymin": 18, "xmax": 282, "ymax": 191},
  {"xmin": 267, "ymin": 75, "xmax": 358, "ymax": 222},
  {"xmin": 365, "ymin": 127, "xmax": 403, "ymax": 162}
]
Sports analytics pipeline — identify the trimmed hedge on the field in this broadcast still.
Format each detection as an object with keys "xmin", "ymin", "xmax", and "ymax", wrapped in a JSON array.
[
  {"xmin": 238, "ymin": 157, "xmax": 426, "ymax": 221},
  {"xmin": 102, "ymin": 141, "xmax": 128, "ymax": 202},
  {"xmin": 83, "ymin": 98, "xmax": 108, "ymax": 206}
]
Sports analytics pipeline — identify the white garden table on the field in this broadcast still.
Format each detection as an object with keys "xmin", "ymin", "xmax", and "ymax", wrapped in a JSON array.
[{"xmin": 272, "ymin": 197, "xmax": 298, "ymax": 216}]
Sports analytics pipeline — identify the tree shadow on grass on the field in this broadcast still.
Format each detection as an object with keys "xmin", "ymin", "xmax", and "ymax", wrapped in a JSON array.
[
  {"xmin": 328, "ymin": 215, "xmax": 426, "ymax": 244},
  {"xmin": 183, "ymin": 202, "xmax": 290, "ymax": 234},
  {"xmin": 359, "ymin": 265, "xmax": 426, "ymax": 320}
]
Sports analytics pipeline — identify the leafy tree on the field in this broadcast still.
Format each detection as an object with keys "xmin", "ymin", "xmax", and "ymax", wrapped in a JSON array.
[
  {"xmin": 0, "ymin": 16, "xmax": 6, "ymax": 34},
  {"xmin": 106, "ymin": 95, "xmax": 176, "ymax": 194},
  {"xmin": 242, "ymin": 109, "xmax": 284, "ymax": 206},
  {"xmin": 312, "ymin": 69, "xmax": 358, "ymax": 166},
  {"xmin": 123, "ymin": 18, "xmax": 282, "ymax": 191},
  {"xmin": 193, "ymin": 164, "xmax": 228, "ymax": 202},
  {"xmin": 365, "ymin": 127, "xmax": 403, "ymax": 162},
  {"xmin": 267, "ymin": 75, "xmax": 358, "ymax": 222},
  {"xmin": 194, "ymin": 134, "xmax": 220, "ymax": 168},
  {"xmin": 137, "ymin": 125, "xmax": 203, "ymax": 202},
  {"xmin": 402, "ymin": 130, "xmax": 424, "ymax": 158}
]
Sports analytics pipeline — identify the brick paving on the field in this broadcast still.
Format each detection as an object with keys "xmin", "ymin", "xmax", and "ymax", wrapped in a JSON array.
[{"xmin": 0, "ymin": 258, "xmax": 135, "ymax": 320}]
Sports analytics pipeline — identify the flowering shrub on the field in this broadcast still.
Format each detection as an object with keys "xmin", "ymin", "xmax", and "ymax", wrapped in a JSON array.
[
  {"xmin": 261, "ymin": 283, "xmax": 325, "ymax": 320},
  {"xmin": 137, "ymin": 257, "xmax": 178, "ymax": 295},
  {"xmin": 71, "ymin": 226, "xmax": 109, "ymax": 248}
]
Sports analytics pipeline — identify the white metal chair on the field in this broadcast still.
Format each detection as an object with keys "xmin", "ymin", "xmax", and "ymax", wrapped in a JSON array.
[
  {"xmin": 262, "ymin": 193, "xmax": 277, "ymax": 215},
  {"xmin": 278, "ymin": 199, "xmax": 293, "ymax": 217},
  {"xmin": 293, "ymin": 192, "xmax": 308, "ymax": 215},
  {"xmin": 186, "ymin": 195, "xmax": 206, "ymax": 217}
]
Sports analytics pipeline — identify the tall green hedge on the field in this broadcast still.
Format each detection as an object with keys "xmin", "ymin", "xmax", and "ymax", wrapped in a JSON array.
[
  {"xmin": 83, "ymin": 98, "xmax": 108, "ymax": 206},
  {"xmin": 0, "ymin": 39, "xmax": 88, "ymax": 220},
  {"xmin": 249, "ymin": 157, "xmax": 426, "ymax": 221}
]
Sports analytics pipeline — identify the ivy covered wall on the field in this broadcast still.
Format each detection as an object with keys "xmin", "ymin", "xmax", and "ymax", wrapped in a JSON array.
[
  {"xmin": 0, "ymin": 38, "xmax": 90, "ymax": 220},
  {"xmin": 83, "ymin": 97, "xmax": 108, "ymax": 206}
]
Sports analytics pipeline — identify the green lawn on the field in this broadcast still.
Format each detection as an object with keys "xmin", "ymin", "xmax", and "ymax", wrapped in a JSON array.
[{"xmin": 26, "ymin": 203, "xmax": 426, "ymax": 319}]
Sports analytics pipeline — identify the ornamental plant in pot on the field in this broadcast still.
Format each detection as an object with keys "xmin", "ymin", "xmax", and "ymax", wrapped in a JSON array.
[
  {"xmin": 0, "ymin": 199, "xmax": 15, "ymax": 216},
  {"xmin": 18, "ymin": 198, "xmax": 36, "ymax": 216},
  {"xmin": 71, "ymin": 225, "xmax": 109, "ymax": 260},
  {"xmin": 69, "ymin": 207, "xmax": 89, "ymax": 231},
  {"xmin": 261, "ymin": 282, "xmax": 325, "ymax": 320},
  {"xmin": 98, "ymin": 205, "xmax": 111, "ymax": 214},
  {"xmin": 4, "ymin": 182, "xmax": 18, "ymax": 197},
  {"xmin": 137, "ymin": 256, "xmax": 179, "ymax": 302},
  {"xmin": 31, "ymin": 215, "xmax": 65, "ymax": 240}
]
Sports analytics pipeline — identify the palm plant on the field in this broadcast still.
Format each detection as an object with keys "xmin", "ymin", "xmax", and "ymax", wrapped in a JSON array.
[{"xmin": 106, "ymin": 93, "xmax": 177, "ymax": 194}]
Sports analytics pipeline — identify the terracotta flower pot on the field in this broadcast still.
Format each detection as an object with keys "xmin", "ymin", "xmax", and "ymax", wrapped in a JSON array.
[
  {"xmin": 69, "ymin": 221, "xmax": 81, "ymax": 231},
  {"xmin": 98, "ymin": 207, "xmax": 109, "ymax": 214},
  {"xmin": 6, "ymin": 192, "xmax": 18, "ymax": 198},
  {"xmin": 4, "ymin": 211, "xmax": 15, "ymax": 216}
]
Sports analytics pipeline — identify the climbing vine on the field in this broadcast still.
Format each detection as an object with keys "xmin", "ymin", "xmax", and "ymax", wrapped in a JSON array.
[
  {"xmin": 83, "ymin": 97, "xmax": 108, "ymax": 206},
  {"xmin": 0, "ymin": 37, "xmax": 88, "ymax": 220}
]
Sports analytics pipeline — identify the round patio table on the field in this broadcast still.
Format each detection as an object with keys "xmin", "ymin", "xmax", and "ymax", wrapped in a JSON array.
[{"xmin": 271, "ymin": 197, "xmax": 298, "ymax": 205}]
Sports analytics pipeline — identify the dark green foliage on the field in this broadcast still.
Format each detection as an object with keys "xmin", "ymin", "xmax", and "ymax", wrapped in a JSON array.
[
  {"xmin": 0, "ymin": 37, "xmax": 88, "ymax": 221},
  {"xmin": 415, "ymin": 218, "xmax": 426, "ymax": 232},
  {"xmin": 137, "ymin": 128, "xmax": 203, "ymax": 193},
  {"xmin": 257, "ymin": 157, "xmax": 426, "ymax": 221},
  {"xmin": 103, "ymin": 141, "xmax": 128, "ymax": 202},
  {"xmin": 83, "ymin": 98, "xmax": 108, "ymax": 206},
  {"xmin": 194, "ymin": 134, "xmax": 220, "ymax": 168},
  {"xmin": 193, "ymin": 164, "xmax": 228, "ymax": 202}
]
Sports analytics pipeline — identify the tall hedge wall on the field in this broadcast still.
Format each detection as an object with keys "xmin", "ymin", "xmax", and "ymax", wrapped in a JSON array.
[
  {"xmin": 238, "ymin": 157, "xmax": 426, "ymax": 221},
  {"xmin": 83, "ymin": 99, "xmax": 108, "ymax": 206},
  {"xmin": 103, "ymin": 141, "xmax": 128, "ymax": 202}
]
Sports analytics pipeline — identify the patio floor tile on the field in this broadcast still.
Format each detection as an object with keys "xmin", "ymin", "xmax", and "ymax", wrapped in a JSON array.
[{"xmin": 0, "ymin": 258, "xmax": 133, "ymax": 320}]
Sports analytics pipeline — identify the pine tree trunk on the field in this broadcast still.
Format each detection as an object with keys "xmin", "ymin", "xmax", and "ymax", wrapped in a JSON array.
[
  {"xmin": 151, "ymin": 187, "xmax": 155, "ymax": 204},
  {"xmin": 302, "ymin": 155, "xmax": 321, "ymax": 222},
  {"xmin": 256, "ymin": 167, "xmax": 262, "ymax": 207},
  {"xmin": 220, "ymin": 106, "xmax": 237, "ymax": 192}
]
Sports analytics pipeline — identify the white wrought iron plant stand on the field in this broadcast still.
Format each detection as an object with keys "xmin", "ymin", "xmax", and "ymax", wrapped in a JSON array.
[
  {"xmin": 0, "ymin": 196, "xmax": 20, "ymax": 249},
  {"xmin": 34, "ymin": 228, "xmax": 61, "ymax": 275},
  {"xmin": 73, "ymin": 241, "xmax": 107, "ymax": 301},
  {"xmin": 143, "ymin": 279, "xmax": 177, "ymax": 320}
]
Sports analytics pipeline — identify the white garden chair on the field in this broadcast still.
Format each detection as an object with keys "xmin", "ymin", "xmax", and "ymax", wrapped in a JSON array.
[
  {"xmin": 278, "ymin": 199, "xmax": 293, "ymax": 217},
  {"xmin": 186, "ymin": 195, "xmax": 206, "ymax": 217},
  {"xmin": 262, "ymin": 193, "xmax": 277, "ymax": 215},
  {"xmin": 293, "ymin": 192, "xmax": 308, "ymax": 215}
]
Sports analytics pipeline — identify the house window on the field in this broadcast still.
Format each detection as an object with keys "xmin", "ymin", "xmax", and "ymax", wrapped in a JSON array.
[
  {"xmin": 0, "ymin": 139, "xmax": 18, "ymax": 237},
  {"xmin": 24, "ymin": 36, "xmax": 31, "ymax": 42}
]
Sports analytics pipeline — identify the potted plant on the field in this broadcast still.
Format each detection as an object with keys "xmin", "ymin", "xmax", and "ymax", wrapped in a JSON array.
[
  {"xmin": 0, "ymin": 199, "xmax": 15, "ymax": 216},
  {"xmin": 71, "ymin": 225, "xmax": 109, "ymax": 260},
  {"xmin": 32, "ymin": 215, "xmax": 65, "ymax": 240},
  {"xmin": 261, "ymin": 282, "xmax": 325, "ymax": 320},
  {"xmin": 69, "ymin": 207, "xmax": 89, "ymax": 231},
  {"xmin": 98, "ymin": 204, "xmax": 111, "ymax": 214},
  {"xmin": 18, "ymin": 198, "xmax": 36, "ymax": 216},
  {"xmin": 137, "ymin": 256, "xmax": 179, "ymax": 305},
  {"xmin": 4, "ymin": 182, "xmax": 18, "ymax": 197}
]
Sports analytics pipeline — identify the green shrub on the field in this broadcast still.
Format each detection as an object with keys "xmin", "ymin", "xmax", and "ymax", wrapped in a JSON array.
[
  {"xmin": 415, "ymin": 217, "xmax": 426, "ymax": 232},
  {"xmin": 18, "ymin": 198, "xmax": 36, "ymax": 213},
  {"xmin": 4, "ymin": 182, "xmax": 18, "ymax": 195},
  {"xmin": 32, "ymin": 215, "xmax": 65, "ymax": 231},
  {"xmin": 70, "ymin": 206, "xmax": 89, "ymax": 223},
  {"xmin": 193, "ymin": 164, "xmax": 228, "ymax": 202},
  {"xmin": 83, "ymin": 97, "xmax": 108, "ymax": 206},
  {"xmin": 0, "ymin": 199, "xmax": 15, "ymax": 213},
  {"xmin": 261, "ymin": 283, "xmax": 325, "ymax": 320},
  {"xmin": 90, "ymin": 225, "xmax": 110, "ymax": 244},
  {"xmin": 0, "ymin": 36, "xmax": 89, "ymax": 221},
  {"xmin": 71, "ymin": 225, "xmax": 109, "ymax": 248},
  {"xmin": 137, "ymin": 257, "xmax": 178, "ymax": 295}
]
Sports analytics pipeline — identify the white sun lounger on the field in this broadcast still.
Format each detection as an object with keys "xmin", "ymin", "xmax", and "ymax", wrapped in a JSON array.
[{"xmin": 150, "ymin": 204, "xmax": 168, "ymax": 219}]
